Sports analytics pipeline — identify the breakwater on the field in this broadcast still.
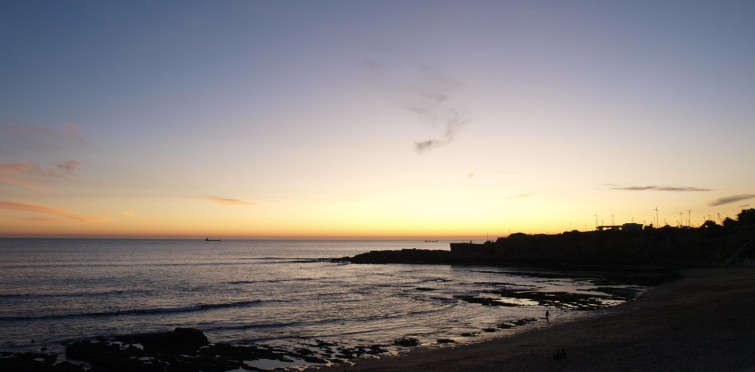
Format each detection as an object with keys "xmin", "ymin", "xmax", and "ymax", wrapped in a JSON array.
[{"xmin": 342, "ymin": 226, "xmax": 755, "ymax": 267}]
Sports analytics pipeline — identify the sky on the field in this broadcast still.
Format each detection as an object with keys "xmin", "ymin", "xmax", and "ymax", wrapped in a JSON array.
[{"xmin": 1, "ymin": 0, "xmax": 754, "ymax": 239}]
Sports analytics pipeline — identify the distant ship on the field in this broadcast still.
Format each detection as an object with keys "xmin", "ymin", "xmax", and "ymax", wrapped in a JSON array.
[
  {"xmin": 424, "ymin": 240, "xmax": 439, "ymax": 242},
  {"xmin": 205, "ymin": 238, "xmax": 221, "ymax": 242}
]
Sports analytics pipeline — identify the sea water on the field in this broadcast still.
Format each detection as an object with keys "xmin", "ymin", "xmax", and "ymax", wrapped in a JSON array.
[{"xmin": 0, "ymin": 239, "xmax": 638, "ymax": 356}]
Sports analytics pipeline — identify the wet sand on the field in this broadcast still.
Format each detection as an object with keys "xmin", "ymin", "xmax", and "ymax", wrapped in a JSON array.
[{"xmin": 316, "ymin": 268, "xmax": 755, "ymax": 371}]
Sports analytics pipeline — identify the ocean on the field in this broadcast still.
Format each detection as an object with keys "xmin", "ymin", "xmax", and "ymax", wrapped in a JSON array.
[{"xmin": 0, "ymin": 239, "xmax": 645, "ymax": 367}]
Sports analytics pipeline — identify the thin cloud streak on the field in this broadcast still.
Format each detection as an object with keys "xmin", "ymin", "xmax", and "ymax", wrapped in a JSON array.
[
  {"xmin": 19, "ymin": 216, "xmax": 61, "ymax": 222},
  {"xmin": 56, "ymin": 160, "xmax": 80, "ymax": 173},
  {"xmin": 414, "ymin": 111, "xmax": 466, "ymax": 153},
  {"xmin": 709, "ymin": 194, "xmax": 755, "ymax": 207},
  {"xmin": 0, "ymin": 162, "xmax": 39, "ymax": 189},
  {"xmin": 406, "ymin": 87, "xmax": 468, "ymax": 153},
  {"xmin": 200, "ymin": 196, "xmax": 257, "ymax": 206},
  {"xmin": 0, "ymin": 161, "xmax": 80, "ymax": 189},
  {"xmin": 361, "ymin": 59, "xmax": 468, "ymax": 153},
  {"xmin": 0, "ymin": 200, "xmax": 108, "ymax": 222},
  {"xmin": 612, "ymin": 185, "xmax": 711, "ymax": 192}
]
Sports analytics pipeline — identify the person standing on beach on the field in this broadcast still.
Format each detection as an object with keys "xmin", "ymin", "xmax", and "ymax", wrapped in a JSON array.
[{"xmin": 546, "ymin": 310, "xmax": 550, "ymax": 322}]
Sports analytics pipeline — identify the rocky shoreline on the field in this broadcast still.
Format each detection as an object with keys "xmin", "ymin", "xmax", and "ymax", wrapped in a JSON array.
[
  {"xmin": 312, "ymin": 268, "xmax": 755, "ymax": 371},
  {"xmin": 0, "ymin": 317, "xmax": 549, "ymax": 372},
  {"xmin": 0, "ymin": 266, "xmax": 676, "ymax": 372}
]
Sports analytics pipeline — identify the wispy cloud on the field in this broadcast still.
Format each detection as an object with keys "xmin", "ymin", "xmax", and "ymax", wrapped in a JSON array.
[
  {"xmin": 200, "ymin": 196, "xmax": 256, "ymax": 206},
  {"xmin": 508, "ymin": 193, "xmax": 534, "ymax": 199},
  {"xmin": 612, "ymin": 185, "xmax": 711, "ymax": 192},
  {"xmin": 122, "ymin": 210, "xmax": 136, "ymax": 217},
  {"xmin": 0, "ymin": 200, "xmax": 109, "ymax": 222},
  {"xmin": 19, "ymin": 216, "xmax": 62, "ymax": 222},
  {"xmin": 0, "ymin": 161, "xmax": 80, "ymax": 189},
  {"xmin": 0, "ymin": 162, "xmax": 39, "ymax": 188},
  {"xmin": 56, "ymin": 160, "xmax": 80, "ymax": 173},
  {"xmin": 404, "ymin": 94, "xmax": 467, "ymax": 153},
  {"xmin": 403, "ymin": 69, "xmax": 468, "ymax": 153},
  {"xmin": 709, "ymin": 194, "xmax": 755, "ymax": 207},
  {"xmin": 361, "ymin": 60, "xmax": 468, "ymax": 153}
]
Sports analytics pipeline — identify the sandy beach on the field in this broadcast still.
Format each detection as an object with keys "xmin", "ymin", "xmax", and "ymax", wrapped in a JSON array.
[{"xmin": 316, "ymin": 268, "xmax": 755, "ymax": 371}]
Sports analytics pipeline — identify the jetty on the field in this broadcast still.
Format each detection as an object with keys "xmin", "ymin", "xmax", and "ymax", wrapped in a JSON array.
[{"xmin": 339, "ymin": 209, "xmax": 755, "ymax": 267}]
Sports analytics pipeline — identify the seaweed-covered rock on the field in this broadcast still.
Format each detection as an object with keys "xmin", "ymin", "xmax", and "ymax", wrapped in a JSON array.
[
  {"xmin": 116, "ymin": 327, "xmax": 209, "ymax": 354},
  {"xmin": 66, "ymin": 339, "xmax": 163, "ymax": 372},
  {"xmin": 65, "ymin": 328, "xmax": 212, "ymax": 372},
  {"xmin": 457, "ymin": 296, "xmax": 518, "ymax": 307},
  {"xmin": 394, "ymin": 337, "xmax": 420, "ymax": 347},
  {"xmin": 0, "ymin": 351, "xmax": 72, "ymax": 372}
]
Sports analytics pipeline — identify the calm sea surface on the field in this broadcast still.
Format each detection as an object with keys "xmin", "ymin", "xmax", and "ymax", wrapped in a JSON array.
[{"xmin": 0, "ymin": 239, "xmax": 638, "ymax": 356}]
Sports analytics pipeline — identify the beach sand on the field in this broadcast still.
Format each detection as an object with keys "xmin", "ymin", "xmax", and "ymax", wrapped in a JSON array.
[{"xmin": 315, "ymin": 268, "xmax": 755, "ymax": 371}]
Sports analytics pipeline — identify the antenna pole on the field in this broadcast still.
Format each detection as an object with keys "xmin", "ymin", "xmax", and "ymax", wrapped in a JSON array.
[
  {"xmin": 594, "ymin": 213, "xmax": 598, "ymax": 230},
  {"xmin": 654, "ymin": 207, "xmax": 659, "ymax": 228}
]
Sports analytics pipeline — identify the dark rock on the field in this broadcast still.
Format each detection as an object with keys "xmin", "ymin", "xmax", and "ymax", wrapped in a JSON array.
[
  {"xmin": 314, "ymin": 339, "xmax": 337, "ymax": 348},
  {"xmin": 293, "ymin": 347, "xmax": 314, "ymax": 356},
  {"xmin": 0, "ymin": 351, "xmax": 65, "ymax": 372},
  {"xmin": 116, "ymin": 327, "xmax": 209, "ymax": 354},
  {"xmin": 415, "ymin": 287, "xmax": 436, "ymax": 291},
  {"xmin": 437, "ymin": 339, "xmax": 455, "ymax": 344},
  {"xmin": 346, "ymin": 249, "xmax": 452, "ymax": 264},
  {"xmin": 393, "ymin": 337, "xmax": 420, "ymax": 347},
  {"xmin": 65, "ymin": 340, "xmax": 121, "ymax": 362},
  {"xmin": 513, "ymin": 318, "xmax": 538, "ymax": 326},
  {"xmin": 457, "ymin": 296, "xmax": 518, "ymax": 307},
  {"xmin": 302, "ymin": 355, "xmax": 328, "ymax": 364},
  {"xmin": 66, "ymin": 339, "xmax": 162, "ymax": 372},
  {"xmin": 51, "ymin": 361, "xmax": 86, "ymax": 372},
  {"xmin": 367, "ymin": 344, "xmax": 388, "ymax": 354}
]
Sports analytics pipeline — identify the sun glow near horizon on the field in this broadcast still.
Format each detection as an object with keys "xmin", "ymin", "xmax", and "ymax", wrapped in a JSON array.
[{"xmin": 1, "ymin": 187, "xmax": 749, "ymax": 240}]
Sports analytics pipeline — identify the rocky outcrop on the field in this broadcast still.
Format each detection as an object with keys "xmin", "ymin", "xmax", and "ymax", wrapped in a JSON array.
[
  {"xmin": 338, "ymin": 226, "xmax": 755, "ymax": 267},
  {"xmin": 339, "ymin": 249, "xmax": 452, "ymax": 264}
]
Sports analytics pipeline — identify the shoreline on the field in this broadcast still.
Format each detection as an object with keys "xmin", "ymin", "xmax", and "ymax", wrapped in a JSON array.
[
  {"xmin": 3, "ymin": 267, "xmax": 751, "ymax": 371},
  {"xmin": 313, "ymin": 268, "xmax": 755, "ymax": 371}
]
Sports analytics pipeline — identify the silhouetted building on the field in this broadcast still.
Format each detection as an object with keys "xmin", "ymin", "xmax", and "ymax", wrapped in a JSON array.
[
  {"xmin": 621, "ymin": 223, "xmax": 643, "ymax": 231},
  {"xmin": 597, "ymin": 223, "xmax": 643, "ymax": 232}
]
